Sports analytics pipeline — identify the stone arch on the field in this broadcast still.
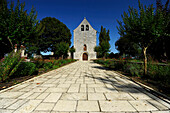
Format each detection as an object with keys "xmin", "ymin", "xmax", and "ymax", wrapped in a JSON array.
[{"xmin": 82, "ymin": 53, "xmax": 88, "ymax": 61}]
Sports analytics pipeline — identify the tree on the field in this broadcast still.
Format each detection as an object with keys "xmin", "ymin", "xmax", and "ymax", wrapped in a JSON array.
[
  {"xmin": 0, "ymin": 0, "xmax": 38, "ymax": 57},
  {"xmin": 69, "ymin": 46, "xmax": 75, "ymax": 59},
  {"xmin": 54, "ymin": 42, "xmax": 69, "ymax": 59},
  {"xmin": 116, "ymin": 0, "xmax": 170, "ymax": 75},
  {"xmin": 0, "ymin": 0, "xmax": 11, "ymax": 58},
  {"xmin": 25, "ymin": 22, "xmax": 45, "ymax": 57},
  {"xmin": 108, "ymin": 52, "xmax": 115, "ymax": 59},
  {"xmin": 94, "ymin": 46, "xmax": 102, "ymax": 58},
  {"xmin": 94, "ymin": 26, "xmax": 110, "ymax": 59},
  {"xmin": 147, "ymin": 0, "xmax": 170, "ymax": 61},
  {"xmin": 39, "ymin": 17, "xmax": 71, "ymax": 58},
  {"xmin": 115, "ymin": 36, "xmax": 142, "ymax": 58}
]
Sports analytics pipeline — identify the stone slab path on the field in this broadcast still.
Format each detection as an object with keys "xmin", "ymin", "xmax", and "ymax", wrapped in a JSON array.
[{"xmin": 0, "ymin": 61, "xmax": 170, "ymax": 113}]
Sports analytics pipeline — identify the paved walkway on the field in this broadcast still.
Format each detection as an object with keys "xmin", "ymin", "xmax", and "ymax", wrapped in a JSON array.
[{"xmin": 0, "ymin": 61, "xmax": 170, "ymax": 113}]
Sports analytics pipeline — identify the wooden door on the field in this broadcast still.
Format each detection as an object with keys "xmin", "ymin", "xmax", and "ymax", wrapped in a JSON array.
[{"xmin": 83, "ymin": 53, "xmax": 88, "ymax": 61}]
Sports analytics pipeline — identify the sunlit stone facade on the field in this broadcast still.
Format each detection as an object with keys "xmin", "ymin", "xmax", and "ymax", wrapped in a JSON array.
[{"xmin": 74, "ymin": 18, "xmax": 97, "ymax": 61}]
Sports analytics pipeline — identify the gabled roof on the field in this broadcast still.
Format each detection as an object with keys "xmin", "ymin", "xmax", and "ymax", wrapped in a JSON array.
[{"xmin": 73, "ymin": 17, "xmax": 97, "ymax": 32}]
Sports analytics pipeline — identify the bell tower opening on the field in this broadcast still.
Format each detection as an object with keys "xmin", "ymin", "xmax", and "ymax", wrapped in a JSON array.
[{"xmin": 83, "ymin": 44, "xmax": 87, "ymax": 51}]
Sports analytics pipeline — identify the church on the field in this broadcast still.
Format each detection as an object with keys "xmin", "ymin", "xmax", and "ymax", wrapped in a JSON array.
[{"xmin": 73, "ymin": 18, "xmax": 97, "ymax": 61}]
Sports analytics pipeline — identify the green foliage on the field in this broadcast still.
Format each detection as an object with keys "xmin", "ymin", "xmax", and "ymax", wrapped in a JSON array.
[
  {"xmin": 43, "ymin": 62, "xmax": 53, "ymax": 70},
  {"xmin": 94, "ymin": 59, "xmax": 170, "ymax": 85},
  {"xmin": 116, "ymin": 0, "xmax": 170, "ymax": 75},
  {"xmin": 69, "ymin": 46, "xmax": 76, "ymax": 59},
  {"xmin": 115, "ymin": 36, "xmax": 142, "ymax": 57},
  {"xmin": 94, "ymin": 26, "xmax": 110, "ymax": 58},
  {"xmin": 0, "ymin": 0, "xmax": 12, "ymax": 57},
  {"xmin": 34, "ymin": 60, "xmax": 45, "ymax": 68},
  {"xmin": 39, "ymin": 17, "xmax": 71, "ymax": 56},
  {"xmin": 69, "ymin": 46, "xmax": 75, "ymax": 53},
  {"xmin": 147, "ymin": 0, "xmax": 170, "ymax": 61},
  {"xmin": 41, "ymin": 59, "xmax": 75, "ymax": 70},
  {"xmin": 25, "ymin": 23, "xmax": 45, "ymax": 56},
  {"xmin": 123, "ymin": 63, "xmax": 143, "ymax": 77},
  {"xmin": 52, "ymin": 65, "xmax": 59, "ymax": 69},
  {"xmin": 0, "ymin": 51, "xmax": 23, "ymax": 81},
  {"xmin": 148, "ymin": 63, "xmax": 170, "ymax": 84},
  {"xmin": 0, "ymin": 53, "xmax": 76, "ymax": 82},
  {"xmin": 94, "ymin": 59, "xmax": 105, "ymax": 64},
  {"xmin": 13, "ymin": 62, "xmax": 36, "ymax": 76},
  {"xmin": 0, "ymin": 0, "xmax": 38, "ymax": 56},
  {"xmin": 113, "ymin": 60, "xmax": 125, "ymax": 70},
  {"xmin": 54, "ymin": 42, "xmax": 69, "ymax": 59}
]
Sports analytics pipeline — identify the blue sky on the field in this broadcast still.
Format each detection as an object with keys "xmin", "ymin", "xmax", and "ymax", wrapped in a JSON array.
[{"xmin": 10, "ymin": 0, "xmax": 167, "ymax": 55}]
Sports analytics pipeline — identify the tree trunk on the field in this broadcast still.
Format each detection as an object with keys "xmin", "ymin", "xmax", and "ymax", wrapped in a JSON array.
[
  {"xmin": 143, "ymin": 47, "xmax": 148, "ymax": 76},
  {"xmin": 71, "ymin": 53, "xmax": 73, "ymax": 59}
]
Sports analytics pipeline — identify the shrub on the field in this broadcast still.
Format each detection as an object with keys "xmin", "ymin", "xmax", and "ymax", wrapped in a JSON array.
[
  {"xmin": 94, "ymin": 59, "xmax": 105, "ymax": 64},
  {"xmin": 109, "ymin": 62, "xmax": 115, "ymax": 69},
  {"xmin": 53, "ymin": 60, "xmax": 59, "ymax": 65},
  {"xmin": 53, "ymin": 65, "xmax": 59, "ymax": 69},
  {"xmin": 147, "ymin": 63, "xmax": 159, "ymax": 79},
  {"xmin": 114, "ymin": 60, "xmax": 124, "ymax": 70},
  {"xmin": 35, "ymin": 60, "xmax": 44, "ymax": 68},
  {"xmin": 43, "ymin": 62, "xmax": 53, "ymax": 70},
  {"xmin": 13, "ymin": 62, "xmax": 36, "ymax": 76},
  {"xmin": 123, "ymin": 63, "xmax": 143, "ymax": 77},
  {"xmin": 0, "ymin": 51, "xmax": 23, "ymax": 81},
  {"xmin": 67, "ymin": 59, "xmax": 73, "ymax": 62},
  {"xmin": 103, "ymin": 60, "xmax": 110, "ymax": 68},
  {"xmin": 60, "ymin": 59, "xmax": 67, "ymax": 64},
  {"xmin": 94, "ymin": 59, "xmax": 170, "ymax": 85},
  {"xmin": 148, "ymin": 64, "xmax": 170, "ymax": 84}
]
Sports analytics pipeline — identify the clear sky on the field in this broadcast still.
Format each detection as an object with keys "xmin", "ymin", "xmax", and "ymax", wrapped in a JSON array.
[{"xmin": 10, "ymin": 0, "xmax": 167, "ymax": 55}]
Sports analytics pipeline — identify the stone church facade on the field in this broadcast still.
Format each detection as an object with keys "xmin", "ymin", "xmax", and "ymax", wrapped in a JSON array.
[{"xmin": 74, "ymin": 18, "xmax": 97, "ymax": 61}]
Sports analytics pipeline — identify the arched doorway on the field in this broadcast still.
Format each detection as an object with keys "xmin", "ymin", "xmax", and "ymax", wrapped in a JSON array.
[{"xmin": 83, "ymin": 53, "xmax": 88, "ymax": 61}]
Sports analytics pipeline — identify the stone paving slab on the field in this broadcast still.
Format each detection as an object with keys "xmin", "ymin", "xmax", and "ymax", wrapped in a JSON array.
[
  {"xmin": 43, "ymin": 93, "xmax": 62, "ymax": 102},
  {"xmin": 13, "ymin": 100, "xmax": 42, "ymax": 113},
  {"xmin": 35, "ymin": 103, "xmax": 55, "ymax": 111},
  {"xmin": 77, "ymin": 101, "xmax": 100, "ymax": 111},
  {"xmin": 61, "ymin": 93, "xmax": 87, "ymax": 100},
  {"xmin": 129, "ymin": 100, "xmax": 158, "ymax": 111},
  {"xmin": 7, "ymin": 99, "xmax": 28, "ymax": 110},
  {"xmin": 88, "ymin": 93, "xmax": 106, "ymax": 100},
  {"xmin": 0, "ymin": 61, "xmax": 170, "ymax": 113},
  {"xmin": 53, "ymin": 100, "xmax": 77, "ymax": 111},
  {"xmin": 99, "ymin": 100, "xmax": 137, "ymax": 112},
  {"xmin": 104, "ymin": 92, "xmax": 135, "ymax": 100},
  {"xmin": 0, "ymin": 92, "xmax": 24, "ymax": 98},
  {"xmin": 0, "ymin": 99, "xmax": 17, "ymax": 109}
]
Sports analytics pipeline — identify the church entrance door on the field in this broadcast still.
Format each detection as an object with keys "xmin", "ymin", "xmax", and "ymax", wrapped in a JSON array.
[{"xmin": 83, "ymin": 53, "xmax": 88, "ymax": 61}]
